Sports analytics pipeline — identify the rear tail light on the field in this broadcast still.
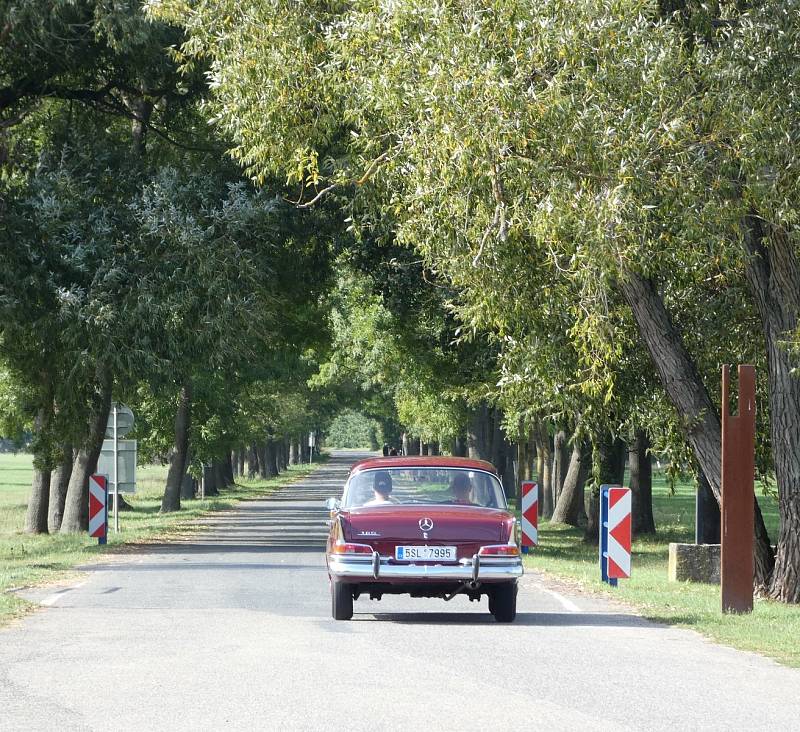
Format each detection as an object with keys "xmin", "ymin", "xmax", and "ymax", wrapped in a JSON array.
[
  {"xmin": 332, "ymin": 542, "xmax": 374, "ymax": 555},
  {"xmin": 478, "ymin": 544, "xmax": 520, "ymax": 557}
]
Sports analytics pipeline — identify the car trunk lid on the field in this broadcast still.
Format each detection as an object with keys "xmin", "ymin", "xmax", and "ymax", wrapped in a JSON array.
[{"xmin": 342, "ymin": 505, "xmax": 510, "ymax": 560}]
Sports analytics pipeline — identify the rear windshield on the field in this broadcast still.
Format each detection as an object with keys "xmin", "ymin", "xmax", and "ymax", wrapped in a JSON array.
[{"xmin": 344, "ymin": 468, "xmax": 507, "ymax": 509}]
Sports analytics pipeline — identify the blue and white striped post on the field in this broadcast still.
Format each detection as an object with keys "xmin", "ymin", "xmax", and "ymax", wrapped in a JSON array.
[{"xmin": 599, "ymin": 484, "xmax": 617, "ymax": 587}]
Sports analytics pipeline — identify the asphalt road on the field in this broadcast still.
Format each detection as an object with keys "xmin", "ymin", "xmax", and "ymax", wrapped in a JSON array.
[{"xmin": 3, "ymin": 451, "xmax": 799, "ymax": 731}]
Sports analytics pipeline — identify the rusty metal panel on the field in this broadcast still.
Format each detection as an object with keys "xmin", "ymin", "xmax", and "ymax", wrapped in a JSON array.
[{"xmin": 721, "ymin": 364, "xmax": 755, "ymax": 613}]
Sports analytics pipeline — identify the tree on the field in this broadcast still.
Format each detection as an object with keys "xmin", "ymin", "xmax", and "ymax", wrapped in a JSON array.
[{"xmin": 149, "ymin": 0, "xmax": 800, "ymax": 599}]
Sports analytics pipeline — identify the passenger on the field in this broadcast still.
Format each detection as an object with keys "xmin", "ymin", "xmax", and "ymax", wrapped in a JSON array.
[
  {"xmin": 382, "ymin": 443, "xmax": 389, "ymax": 456},
  {"xmin": 450, "ymin": 472, "xmax": 474, "ymax": 505},
  {"xmin": 364, "ymin": 471, "xmax": 396, "ymax": 505},
  {"xmin": 389, "ymin": 447, "xmax": 398, "ymax": 456}
]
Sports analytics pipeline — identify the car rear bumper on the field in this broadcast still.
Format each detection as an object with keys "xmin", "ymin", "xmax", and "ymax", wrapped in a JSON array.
[{"xmin": 328, "ymin": 553, "xmax": 523, "ymax": 583}]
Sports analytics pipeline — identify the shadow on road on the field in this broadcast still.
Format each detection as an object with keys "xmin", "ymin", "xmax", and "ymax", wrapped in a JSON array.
[
  {"xmin": 357, "ymin": 611, "xmax": 654, "ymax": 628},
  {"xmin": 100, "ymin": 543, "xmax": 326, "ymax": 556},
  {"xmin": 82, "ymin": 561, "xmax": 321, "ymax": 573}
]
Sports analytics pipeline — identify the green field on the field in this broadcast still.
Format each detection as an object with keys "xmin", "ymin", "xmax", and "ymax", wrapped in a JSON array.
[
  {"xmin": 0, "ymin": 452, "xmax": 324, "ymax": 625},
  {"xmin": 522, "ymin": 472, "xmax": 800, "ymax": 667}
]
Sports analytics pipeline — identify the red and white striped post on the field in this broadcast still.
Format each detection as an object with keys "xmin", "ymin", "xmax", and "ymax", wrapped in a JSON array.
[
  {"xmin": 88, "ymin": 474, "xmax": 108, "ymax": 545},
  {"xmin": 600, "ymin": 485, "xmax": 631, "ymax": 584},
  {"xmin": 520, "ymin": 481, "xmax": 539, "ymax": 554}
]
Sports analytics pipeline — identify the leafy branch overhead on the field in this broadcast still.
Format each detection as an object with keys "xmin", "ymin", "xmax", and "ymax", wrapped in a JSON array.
[{"xmin": 151, "ymin": 0, "xmax": 800, "ymax": 601}]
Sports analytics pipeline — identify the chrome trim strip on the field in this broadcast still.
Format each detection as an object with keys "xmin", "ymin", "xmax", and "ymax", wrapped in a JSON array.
[{"xmin": 329, "ymin": 556, "xmax": 523, "ymax": 581}]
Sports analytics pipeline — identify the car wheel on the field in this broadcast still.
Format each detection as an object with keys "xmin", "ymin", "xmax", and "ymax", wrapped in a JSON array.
[
  {"xmin": 491, "ymin": 583, "xmax": 517, "ymax": 623},
  {"xmin": 331, "ymin": 580, "xmax": 353, "ymax": 621}
]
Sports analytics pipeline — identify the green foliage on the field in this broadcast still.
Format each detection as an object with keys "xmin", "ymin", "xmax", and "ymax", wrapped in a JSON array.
[
  {"xmin": 1, "ymin": 0, "xmax": 338, "ymax": 497},
  {"xmin": 325, "ymin": 409, "xmax": 381, "ymax": 449},
  {"xmin": 312, "ymin": 262, "xmax": 472, "ymax": 445},
  {"xmin": 157, "ymin": 0, "xmax": 799, "ymax": 472}
]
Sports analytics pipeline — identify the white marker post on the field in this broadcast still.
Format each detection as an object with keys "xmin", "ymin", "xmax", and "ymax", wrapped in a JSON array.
[{"xmin": 113, "ymin": 403, "xmax": 119, "ymax": 532}]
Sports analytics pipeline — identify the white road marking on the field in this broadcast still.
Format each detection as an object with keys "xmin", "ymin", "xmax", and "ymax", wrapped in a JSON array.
[
  {"xmin": 532, "ymin": 582, "xmax": 582, "ymax": 613},
  {"xmin": 40, "ymin": 582, "xmax": 86, "ymax": 607}
]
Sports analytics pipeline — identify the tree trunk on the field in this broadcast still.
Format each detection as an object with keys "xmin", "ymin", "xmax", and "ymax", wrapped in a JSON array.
[
  {"xmin": 536, "ymin": 422, "xmax": 554, "ymax": 519},
  {"xmin": 696, "ymin": 469, "xmax": 720, "ymax": 544},
  {"xmin": 452, "ymin": 436, "xmax": 467, "ymax": 457},
  {"xmin": 289, "ymin": 439, "xmax": 299, "ymax": 466},
  {"xmin": 60, "ymin": 366, "xmax": 112, "ymax": 533},
  {"xmin": 741, "ymin": 217, "xmax": 800, "ymax": 601},
  {"xmin": 47, "ymin": 443, "xmax": 72, "ymax": 533},
  {"xmin": 585, "ymin": 432, "xmax": 621, "ymax": 544},
  {"xmin": 265, "ymin": 440, "xmax": 279, "ymax": 477},
  {"xmin": 467, "ymin": 402, "xmax": 491, "ymax": 459},
  {"xmin": 25, "ymin": 402, "xmax": 53, "ymax": 534},
  {"xmin": 231, "ymin": 450, "xmax": 240, "ymax": 479},
  {"xmin": 204, "ymin": 464, "xmax": 219, "ymax": 496},
  {"xmin": 125, "ymin": 95, "xmax": 154, "ymax": 156},
  {"xmin": 552, "ymin": 429, "xmax": 569, "ymax": 506},
  {"xmin": 248, "ymin": 443, "xmax": 259, "ymax": 478},
  {"xmin": 237, "ymin": 449, "xmax": 245, "ymax": 478},
  {"xmin": 551, "ymin": 438, "xmax": 590, "ymax": 526},
  {"xmin": 278, "ymin": 439, "xmax": 289, "ymax": 471},
  {"xmin": 629, "ymin": 429, "xmax": 655, "ymax": 536},
  {"xmin": 161, "ymin": 380, "xmax": 192, "ymax": 513},
  {"xmin": 26, "ymin": 467, "xmax": 50, "ymax": 535},
  {"xmin": 501, "ymin": 441, "xmax": 517, "ymax": 501},
  {"xmin": 612, "ymin": 436, "xmax": 627, "ymax": 486},
  {"xmin": 591, "ymin": 433, "xmax": 627, "ymax": 542},
  {"xmin": 258, "ymin": 444, "xmax": 269, "ymax": 478},
  {"xmin": 180, "ymin": 473, "xmax": 196, "ymax": 500},
  {"xmin": 224, "ymin": 452, "xmax": 234, "ymax": 485},
  {"xmin": 214, "ymin": 461, "xmax": 228, "ymax": 490},
  {"xmin": 489, "ymin": 409, "xmax": 503, "ymax": 469},
  {"xmin": 535, "ymin": 434, "xmax": 544, "ymax": 498},
  {"xmin": 619, "ymin": 267, "xmax": 774, "ymax": 589},
  {"xmin": 517, "ymin": 432, "xmax": 531, "ymax": 482}
]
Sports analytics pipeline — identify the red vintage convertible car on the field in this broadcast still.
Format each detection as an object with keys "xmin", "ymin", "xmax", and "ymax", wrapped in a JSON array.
[{"xmin": 325, "ymin": 456, "xmax": 523, "ymax": 622}]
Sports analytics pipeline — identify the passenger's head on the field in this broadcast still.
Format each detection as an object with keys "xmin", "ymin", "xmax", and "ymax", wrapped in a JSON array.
[
  {"xmin": 373, "ymin": 471, "xmax": 393, "ymax": 497},
  {"xmin": 451, "ymin": 472, "xmax": 471, "ymax": 498}
]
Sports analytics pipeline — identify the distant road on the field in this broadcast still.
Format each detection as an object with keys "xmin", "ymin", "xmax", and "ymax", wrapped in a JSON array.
[{"xmin": 2, "ymin": 451, "xmax": 798, "ymax": 731}]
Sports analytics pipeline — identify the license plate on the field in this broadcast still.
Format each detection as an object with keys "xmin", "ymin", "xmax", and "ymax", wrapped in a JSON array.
[{"xmin": 395, "ymin": 545, "xmax": 457, "ymax": 561}]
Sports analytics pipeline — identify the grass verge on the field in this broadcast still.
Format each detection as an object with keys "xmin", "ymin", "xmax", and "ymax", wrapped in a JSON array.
[
  {"xmin": 521, "ymin": 471, "xmax": 800, "ymax": 667},
  {"xmin": 0, "ymin": 452, "xmax": 327, "ymax": 626}
]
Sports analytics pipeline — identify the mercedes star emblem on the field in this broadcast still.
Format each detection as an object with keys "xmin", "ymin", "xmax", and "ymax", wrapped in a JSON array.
[{"xmin": 419, "ymin": 517, "xmax": 434, "ymax": 532}]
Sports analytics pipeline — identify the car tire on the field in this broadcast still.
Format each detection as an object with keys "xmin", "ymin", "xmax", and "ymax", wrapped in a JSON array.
[
  {"xmin": 491, "ymin": 583, "xmax": 517, "ymax": 623},
  {"xmin": 331, "ymin": 580, "xmax": 353, "ymax": 621}
]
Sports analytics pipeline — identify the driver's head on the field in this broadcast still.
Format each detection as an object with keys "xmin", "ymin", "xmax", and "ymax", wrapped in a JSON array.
[
  {"xmin": 373, "ymin": 471, "xmax": 393, "ymax": 496},
  {"xmin": 451, "ymin": 472, "xmax": 471, "ymax": 497}
]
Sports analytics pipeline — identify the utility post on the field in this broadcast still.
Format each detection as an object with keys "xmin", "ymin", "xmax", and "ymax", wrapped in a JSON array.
[{"xmin": 721, "ymin": 364, "xmax": 755, "ymax": 614}]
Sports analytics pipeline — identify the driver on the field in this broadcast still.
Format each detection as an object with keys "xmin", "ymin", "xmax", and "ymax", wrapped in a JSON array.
[
  {"xmin": 450, "ymin": 472, "xmax": 474, "ymax": 505},
  {"xmin": 364, "ymin": 471, "xmax": 396, "ymax": 505}
]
